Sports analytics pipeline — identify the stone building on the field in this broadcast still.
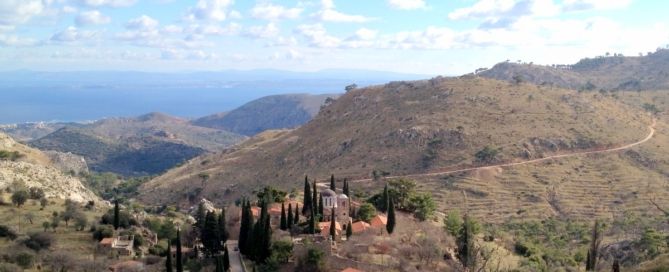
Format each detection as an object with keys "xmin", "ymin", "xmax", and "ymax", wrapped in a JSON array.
[{"xmin": 321, "ymin": 189, "xmax": 350, "ymax": 227}]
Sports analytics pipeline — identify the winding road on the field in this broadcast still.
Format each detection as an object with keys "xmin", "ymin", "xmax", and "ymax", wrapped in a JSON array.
[{"xmin": 319, "ymin": 118, "xmax": 657, "ymax": 186}]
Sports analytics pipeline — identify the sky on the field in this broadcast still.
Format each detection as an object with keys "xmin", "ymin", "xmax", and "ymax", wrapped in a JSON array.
[{"xmin": 0, "ymin": 0, "xmax": 668, "ymax": 75}]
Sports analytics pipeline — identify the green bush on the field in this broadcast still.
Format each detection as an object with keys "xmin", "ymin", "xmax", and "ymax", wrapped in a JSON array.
[
  {"xmin": 24, "ymin": 232, "xmax": 54, "ymax": 251},
  {"xmin": 0, "ymin": 225, "xmax": 18, "ymax": 240}
]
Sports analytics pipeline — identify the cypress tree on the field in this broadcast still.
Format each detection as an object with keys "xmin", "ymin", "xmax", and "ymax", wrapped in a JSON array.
[
  {"xmin": 330, "ymin": 174, "xmax": 336, "ymax": 191},
  {"xmin": 113, "ymin": 199, "xmax": 120, "ymax": 230},
  {"xmin": 280, "ymin": 202, "xmax": 287, "ymax": 230},
  {"xmin": 309, "ymin": 206, "xmax": 316, "ymax": 234},
  {"xmin": 386, "ymin": 196, "xmax": 396, "ymax": 234},
  {"xmin": 202, "ymin": 211, "xmax": 219, "ymax": 255},
  {"xmin": 218, "ymin": 208, "xmax": 228, "ymax": 245},
  {"xmin": 239, "ymin": 200, "xmax": 251, "ymax": 255},
  {"xmin": 166, "ymin": 240, "xmax": 173, "ymax": 272},
  {"xmin": 215, "ymin": 255, "xmax": 224, "ymax": 272},
  {"xmin": 381, "ymin": 184, "xmax": 389, "ymax": 213},
  {"xmin": 586, "ymin": 220, "xmax": 601, "ymax": 271},
  {"xmin": 343, "ymin": 179, "xmax": 349, "ymax": 197},
  {"xmin": 612, "ymin": 258, "xmax": 620, "ymax": 272},
  {"xmin": 244, "ymin": 207, "xmax": 255, "ymax": 258},
  {"xmin": 176, "ymin": 227, "xmax": 183, "ymax": 272},
  {"xmin": 346, "ymin": 221, "xmax": 352, "ymax": 239},
  {"xmin": 457, "ymin": 215, "xmax": 475, "ymax": 269},
  {"xmin": 302, "ymin": 176, "xmax": 311, "ymax": 215},
  {"xmin": 312, "ymin": 182, "xmax": 318, "ymax": 219},
  {"xmin": 318, "ymin": 194, "xmax": 324, "ymax": 221},
  {"xmin": 329, "ymin": 208, "xmax": 336, "ymax": 240},
  {"xmin": 287, "ymin": 203, "xmax": 293, "ymax": 228},
  {"xmin": 294, "ymin": 203, "xmax": 300, "ymax": 224},
  {"xmin": 223, "ymin": 246, "xmax": 231, "ymax": 271},
  {"xmin": 195, "ymin": 202, "xmax": 206, "ymax": 230},
  {"xmin": 261, "ymin": 214, "xmax": 272, "ymax": 261}
]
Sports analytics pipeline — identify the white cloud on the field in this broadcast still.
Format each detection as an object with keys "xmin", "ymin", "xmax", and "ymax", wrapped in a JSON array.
[
  {"xmin": 296, "ymin": 23, "xmax": 341, "ymax": 48},
  {"xmin": 448, "ymin": 0, "xmax": 559, "ymax": 28},
  {"xmin": 312, "ymin": 0, "xmax": 374, "ymax": 23},
  {"xmin": 184, "ymin": 0, "xmax": 234, "ymax": 22},
  {"xmin": 50, "ymin": 26, "xmax": 100, "ymax": 42},
  {"xmin": 562, "ymin": 0, "xmax": 631, "ymax": 11},
  {"xmin": 388, "ymin": 0, "xmax": 427, "ymax": 10},
  {"xmin": 0, "ymin": 0, "xmax": 48, "ymax": 30},
  {"xmin": 286, "ymin": 49, "xmax": 304, "ymax": 60},
  {"xmin": 125, "ymin": 15, "xmax": 159, "ymax": 30},
  {"xmin": 354, "ymin": 28, "xmax": 378, "ymax": 40},
  {"xmin": 246, "ymin": 23, "xmax": 280, "ymax": 39},
  {"xmin": 77, "ymin": 0, "xmax": 137, "ymax": 8},
  {"xmin": 75, "ymin": 10, "xmax": 111, "ymax": 26},
  {"xmin": 251, "ymin": 3, "xmax": 302, "ymax": 20},
  {"xmin": 0, "ymin": 33, "xmax": 36, "ymax": 46}
]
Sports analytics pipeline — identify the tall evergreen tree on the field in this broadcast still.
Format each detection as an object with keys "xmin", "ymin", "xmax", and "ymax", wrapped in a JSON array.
[
  {"xmin": 215, "ymin": 255, "xmax": 224, "ymax": 272},
  {"xmin": 457, "ymin": 215, "xmax": 475, "ymax": 269},
  {"xmin": 312, "ymin": 182, "xmax": 318, "ymax": 219},
  {"xmin": 346, "ymin": 221, "xmax": 352, "ymax": 239},
  {"xmin": 113, "ymin": 199, "xmax": 120, "ymax": 230},
  {"xmin": 329, "ymin": 208, "xmax": 336, "ymax": 240},
  {"xmin": 280, "ymin": 202, "xmax": 287, "ymax": 230},
  {"xmin": 309, "ymin": 206, "xmax": 316, "ymax": 234},
  {"xmin": 202, "ymin": 211, "xmax": 220, "ymax": 255},
  {"xmin": 612, "ymin": 258, "xmax": 620, "ymax": 272},
  {"xmin": 294, "ymin": 204, "xmax": 300, "ymax": 224},
  {"xmin": 195, "ymin": 202, "xmax": 206, "ymax": 230},
  {"xmin": 586, "ymin": 220, "xmax": 601, "ymax": 271},
  {"xmin": 287, "ymin": 203, "xmax": 293, "ymax": 228},
  {"xmin": 166, "ymin": 240, "xmax": 173, "ymax": 272},
  {"xmin": 330, "ymin": 174, "xmax": 336, "ymax": 191},
  {"xmin": 218, "ymin": 208, "xmax": 228, "ymax": 244},
  {"xmin": 176, "ymin": 227, "xmax": 183, "ymax": 272},
  {"xmin": 318, "ymin": 194, "xmax": 324, "ymax": 221},
  {"xmin": 223, "ymin": 246, "xmax": 231, "ymax": 272},
  {"xmin": 343, "ymin": 179, "xmax": 349, "ymax": 197},
  {"xmin": 239, "ymin": 200, "xmax": 251, "ymax": 255},
  {"xmin": 386, "ymin": 196, "xmax": 396, "ymax": 234},
  {"xmin": 260, "ymin": 214, "xmax": 272, "ymax": 261},
  {"xmin": 302, "ymin": 176, "xmax": 311, "ymax": 215},
  {"xmin": 381, "ymin": 184, "xmax": 389, "ymax": 213}
]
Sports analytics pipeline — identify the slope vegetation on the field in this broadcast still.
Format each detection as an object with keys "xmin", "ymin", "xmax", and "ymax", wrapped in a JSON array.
[
  {"xmin": 479, "ymin": 48, "xmax": 669, "ymax": 91},
  {"xmin": 139, "ymin": 76, "xmax": 651, "ymax": 208},
  {"xmin": 192, "ymin": 94, "xmax": 337, "ymax": 136},
  {"xmin": 30, "ymin": 112, "xmax": 245, "ymax": 176}
]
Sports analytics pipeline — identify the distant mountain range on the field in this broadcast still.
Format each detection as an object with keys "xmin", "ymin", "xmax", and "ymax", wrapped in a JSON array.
[
  {"xmin": 0, "ymin": 69, "xmax": 430, "ymax": 124},
  {"xmin": 2, "ymin": 93, "xmax": 337, "ymax": 176}
]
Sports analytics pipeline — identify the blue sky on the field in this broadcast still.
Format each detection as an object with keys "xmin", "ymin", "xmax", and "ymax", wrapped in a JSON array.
[{"xmin": 0, "ymin": 0, "xmax": 667, "ymax": 75}]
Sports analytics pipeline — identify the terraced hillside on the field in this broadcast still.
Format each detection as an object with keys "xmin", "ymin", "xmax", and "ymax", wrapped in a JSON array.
[
  {"xmin": 479, "ymin": 48, "xmax": 669, "ymax": 91},
  {"xmin": 139, "ymin": 76, "xmax": 651, "ymax": 208}
]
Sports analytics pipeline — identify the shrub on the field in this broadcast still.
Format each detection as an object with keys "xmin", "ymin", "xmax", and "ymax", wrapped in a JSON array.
[
  {"xmin": 24, "ymin": 232, "xmax": 54, "ymax": 251},
  {"xmin": 28, "ymin": 188, "xmax": 44, "ymax": 200},
  {"xmin": 13, "ymin": 252, "xmax": 34, "ymax": 269},
  {"xmin": 0, "ymin": 225, "xmax": 18, "ymax": 240},
  {"xmin": 92, "ymin": 225, "xmax": 114, "ymax": 241}
]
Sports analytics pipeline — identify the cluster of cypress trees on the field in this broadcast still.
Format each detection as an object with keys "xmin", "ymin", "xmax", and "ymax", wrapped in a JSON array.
[
  {"xmin": 166, "ymin": 228, "xmax": 185, "ymax": 272},
  {"xmin": 280, "ymin": 202, "xmax": 301, "ymax": 231},
  {"xmin": 238, "ymin": 197, "xmax": 273, "ymax": 263},
  {"xmin": 199, "ymin": 208, "xmax": 229, "ymax": 256}
]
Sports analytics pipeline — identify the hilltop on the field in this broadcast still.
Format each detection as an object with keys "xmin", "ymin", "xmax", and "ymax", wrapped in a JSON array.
[
  {"xmin": 192, "ymin": 93, "xmax": 338, "ymax": 136},
  {"xmin": 0, "ymin": 132, "xmax": 98, "ymax": 202},
  {"xmin": 479, "ymin": 48, "xmax": 669, "ymax": 91},
  {"xmin": 138, "ymin": 76, "xmax": 651, "ymax": 212},
  {"xmin": 30, "ymin": 112, "xmax": 246, "ymax": 176}
]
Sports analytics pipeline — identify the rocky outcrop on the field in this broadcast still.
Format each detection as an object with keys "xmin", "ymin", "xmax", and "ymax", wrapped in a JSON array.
[
  {"xmin": 0, "ymin": 161, "xmax": 99, "ymax": 202},
  {"xmin": 43, "ymin": 150, "xmax": 89, "ymax": 175}
]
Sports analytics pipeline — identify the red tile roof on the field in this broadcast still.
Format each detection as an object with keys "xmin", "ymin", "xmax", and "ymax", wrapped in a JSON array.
[
  {"xmin": 350, "ymin": 221, "xmax": 371, "ymax": 233},
  {"xmin": 341, "ymin": 268, "xmax": 364, "ymax": 272},
  {"xmin": 370, "ymin": 214, "xmax": 387, "ymax": 228}
]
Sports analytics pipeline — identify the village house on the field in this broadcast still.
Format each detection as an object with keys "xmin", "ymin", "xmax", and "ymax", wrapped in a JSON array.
[
  {"xmin": 320, "ymin": 189, "xmax": 350, "ymax": 227},
  {"xmin": 319, "ymin": 221, "xmax": 342, "ymax": 238},
  {"xmin": 369, "ymin": 214, "xmax": 387, "ymax": 229},
  {"xmin": 350, "ymin": 221, "xmax": 371, "ymax": 234},
  {"xmin": 99, "ymin": 235, "xmax": 135, "ymax": 256}
]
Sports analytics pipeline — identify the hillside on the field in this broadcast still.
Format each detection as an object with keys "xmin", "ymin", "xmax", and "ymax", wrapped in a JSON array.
[
  {"xmin": 0, "ymin": 122, "xmax": 79, "ymax": 142},
  {"xmin": 30, "ymin": 113, "xmax": 246, "ymax": 176},
  {"xmin": 479, "ymin": 48, "xmax": 669, "ymax": 91},
  {"xmin": 192, "ymin": 94, "xmax": 338, "ymax": 136},
  {"xmin": 138, "ymin": 76, "xmax": 652, "ymax": 213},
  {"xmin": 0, "ymin": 132, "xmax": 99, "ymax": 202}
]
